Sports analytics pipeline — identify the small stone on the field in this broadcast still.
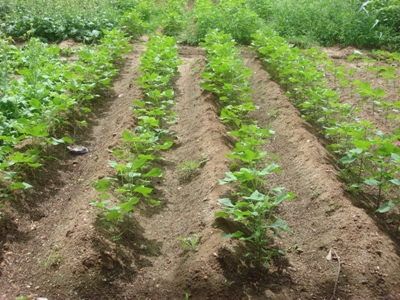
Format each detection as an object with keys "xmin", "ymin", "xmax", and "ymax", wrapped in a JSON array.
[{"xmin": 204, "ymin": 276, "xmax": 208, "ymax": 280}]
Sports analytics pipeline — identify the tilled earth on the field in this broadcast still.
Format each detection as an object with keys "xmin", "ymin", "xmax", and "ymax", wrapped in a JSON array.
[{"xmin": 0, "ymin": 42, "xmax": 400, "ymax": 300}]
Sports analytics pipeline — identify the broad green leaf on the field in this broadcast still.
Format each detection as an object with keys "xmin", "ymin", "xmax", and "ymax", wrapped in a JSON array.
[
  {"xmin": 267, "ymin": 219, "xmax": 293, "ymax": 237},
  {"xmin": 122, "ymin": 130, "xmax": 134, "ymax": 142},
  {"xmin": 339, "ymin": 154, "xmax": 357, "ymax": 164},
  {"xmin": 108, "ymin": 160, "xmax": 118, "ymax": 168},
  {"xmin": 131, "ymin": 157, "xmax": 149, "ymax": 170},
  {"xmin": 62, "ymin": 136, "xmax": 73, "ymax": 144},
  {"xmin": 388, "ymin": 179, "xmax": 400, "ymax": 186},
  {"xmin": 351, "ymin": 140, "xmax": 371, "ymax": 150},
  {"xmin": 376, "ymin": 202, "xmax": 396, "ymax": 213},
  {"xmin": 134, "ymin": 186, "xmax": 153, "ymax": 198},
  {"xmin": 30, "ymin": 98, "xmax": 43, "ymax": 110},
  {"xmin": 243, "ymin": 190, "xmax": 265, "ymax": 201},
  {"xmin": 148, "ymin": 199, "xmax": 161, "ymax": 205},
  {"xmin": 157, "ymin": 140, "xmax": 173, "ymax": 150},
  {"xmin": 364, "ymin": 178, "xmax": 381, "ymax": 186},
  {"xmin": 105, "ymin": 209, "xmax": 123, "ymax": 220},
  {"xmin": 133, "ymin": 99, "xmax": 146, "ymax": 107},
  {"xmin": 219, "ymin": 172, "xmax": 237, "ymax": 184},
  {"xmin": 50, "ymin": 137, "xmax": 66, "ymax": 145},
  {"xmin": 94, "ymin": 179, "xmax": 111, "ymax": 192},
  {"xmin": 9, "ymin": 182, "xmax": 33, "ymax": 190},
  {"xmin": 98, "ymin": 194, "xmax": 110, "ymax": 199},
  {"xmin": 218, "ymin": 198, "xmax": 234, "ymax": 207},
  {"xmin": 143, "ymin": 168, "xmax": 163, "ymax": 178}
]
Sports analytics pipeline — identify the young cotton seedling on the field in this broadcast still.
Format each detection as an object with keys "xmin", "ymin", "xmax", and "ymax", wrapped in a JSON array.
[{"xmin": 178, "ymin": 233, "xmax": 202, "ymax": 252}]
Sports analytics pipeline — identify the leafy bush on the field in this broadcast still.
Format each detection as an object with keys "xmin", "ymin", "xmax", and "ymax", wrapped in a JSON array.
[
  {"xmin": 0, "ymin": 0, "xmax": 158, "ymax": 42},
  {"xmin": 247, "ymin": 0, "xmax": 398, "ymax": 49},
  {"xmin": 181, "ymin": 0, "xmax": 265, "ymax": 44}
]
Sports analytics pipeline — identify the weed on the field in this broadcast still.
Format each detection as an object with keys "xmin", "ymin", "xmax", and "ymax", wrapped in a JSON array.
[
  {"xmin": 44, "ymin": 253, "xmax": 63, "ymax": 268},
  {"xmin": 178, "ymin": 154, "xmax": 208, "ymax": 178},
  {"xmin": 178, "ymin": 233, "xmax": 202, "ymax": 252}
]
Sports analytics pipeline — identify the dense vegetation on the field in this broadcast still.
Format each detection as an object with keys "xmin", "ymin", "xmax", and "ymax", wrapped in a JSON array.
[{"xmin": 1, "ymin": 0, "xmax": 400, "ymax": 49}]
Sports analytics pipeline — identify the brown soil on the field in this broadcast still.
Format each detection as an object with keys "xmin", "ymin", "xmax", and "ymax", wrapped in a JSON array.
[{"xmin": 1, "ymin": 42, "xmax": 400, "ymax": 300}]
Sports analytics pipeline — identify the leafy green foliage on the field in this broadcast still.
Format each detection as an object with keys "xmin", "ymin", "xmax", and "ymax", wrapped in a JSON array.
[
  {"xmin": 248, "ymin": 0, "xmax": 398, "ymax": 49},
  {"xmin": 252, "ymin": 29, "xmax": 400, "ymax": 220},
  {"xmin": 91, "ymin": 33, "xmax": 182, "ymax": 238},
  {"xmin": 0, "ymin": 29, "xmax": 131, "ymax": 205},
  {"xmin": 201, "ymin": 29, "xmax": 294, "ymax": 268},
  {"xmin": 178, "ymin": 233, "xmax": 202, "ymax": 252},
  {"xmin": 0, "ymin": 0, "xmax": 158, "ymax": 42},
  {"xmin": 180, "ymin": 0, "xmax": 264, "ymax": 45}
]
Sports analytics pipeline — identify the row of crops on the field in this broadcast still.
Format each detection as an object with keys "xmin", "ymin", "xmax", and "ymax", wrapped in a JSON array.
[
  {"xmin": 0, "ymin": 29, "xmax": 131, "ymax": 202},
  {"xmin": 89, "ymin": 27, "xmax": 400, "ymax": 266},
  {"xmin": 90, "ymin": 34, "xmax": 182, "ymax": 241},
  {"xmin": 251, "ymin": 31, "xmax": 400, "ymax": 224},
  {"xmin": 0, "ymin": 0, "xmax": 400, "ymax": 266}
]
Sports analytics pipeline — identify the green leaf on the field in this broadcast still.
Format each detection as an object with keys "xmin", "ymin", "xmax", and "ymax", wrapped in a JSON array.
[
  {"xmin": 243, "ymin": 190, "xmax": 265, "ymax": 201},
  {"xmin": 267, "ymin": 219, "xmax": 293, "ymax": 237},
  {"xmin": 50, "ymin": 137, "xmax": 66, "ymax": 145},
  {"xmin": 219, "ymin": 172, "xmax": 237, "ymax": 184},
  {"xmin": 157, "ymin": 140, "xmax": 173, "ymax": 150},
  {"xmin": 148, "ymin": 199, "xmax": 161, "ymax": 205},
  {"xmin": 108, "ymin": 160, "xmax": 118, "ymax": 168},
  {"xmin": 134, "ymin": 186, "xmax": 153, "ymax": 198},
  {"xmin": 98, "ymin": 194, "xmax": 110, "ymax": 199},
  {"xmin": 222, "ymin": 231, "xmax": 244, "ymax": 239},
  {"xmin": 339, "ymin": 154, "xmax": 357, "ymax": 164},
  {"xmin": 94, "ymin": 179, "xmax": 111, "ymax": 192},
  {"xmin": 351, "ymin": 140, "xmax": 371, "ymax": 150},
  {"xmin": 131, "ymin": 157, "xmax": 149, "ymax": 170},
  {"xmin": 215, "ymin": 212, "xmax": 230, "ymax": 217},
  {"xmin": 218, "ymin": 198, "xmax": 234, "ymax": 207},
  {"xmin": 364, "ymin": 178, "xmax": 381, "ymax": 186},
  {"xmin": 105, "ymin": 209, "xmax": 123, "ymax": 220},
  {"xmin": 388, "ymin": 179, "xmax": 400, "ymax": 186},
  {"xmin": 9, "ymin": 182, "xmax": 33, "ymax": 190},
  {"xmin": 30, "ymin": 98, "xmax": 43, "ymax": 110},
  {"xmin": 62, "ymin": 136, "xmax": 73, "ymax": 144},
  {"xmin": 122, "ymin": 130, "xmax": 134, "ymax": 142},
  {"xmin": 133, "ymin": 99, "xmax": 146, "ymax": 107},
  {"xmin": 375, "ymin": 202, "xmax": 396, "ymax": 213},
  {"xmin": 143, "ymin": 168, "xmax": 163, "ymax": 178}
]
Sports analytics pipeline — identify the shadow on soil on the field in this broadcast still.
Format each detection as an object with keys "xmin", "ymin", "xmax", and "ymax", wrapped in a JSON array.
[
  {"xmin": 74, "ymin": 217, "xmax": 162, "ymax": 299},
  {"xmin": 6, "ymin": 88, "xmax": 118, "ymax": 222},
  {"xmin": 212, "ymin": 217, "xmax": 294, "ymax": 298}
]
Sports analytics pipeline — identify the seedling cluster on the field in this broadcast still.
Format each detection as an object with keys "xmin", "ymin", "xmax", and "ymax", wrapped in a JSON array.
[
  {"xmin": 201, "ymin": 30, "xmax": 295, "ymax": 268},
  {"xmin": 252, "ymin": 30, "xmax": 400, "ymax": 231},
  {"xmin": 90, "ymin": 34, "xmax": 182, "ymax": 239},
  {"xmin": 0, "ymin": 29, "xmax": 131, "ymax": 200}
]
